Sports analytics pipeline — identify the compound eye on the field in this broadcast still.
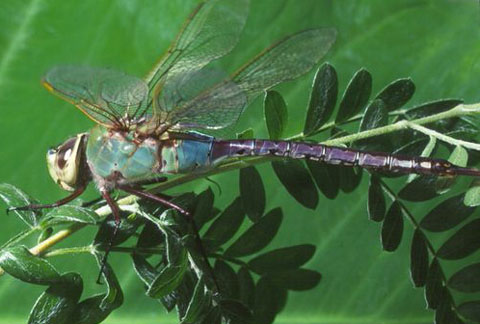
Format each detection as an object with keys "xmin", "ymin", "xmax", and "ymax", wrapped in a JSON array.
[
  {"xmin": 47, "ymin": 148, "xmax": 58, "ymax": 156},
  {"xmin": 56, "ymin": 138, "xmax": 77, "ymax": 169}
]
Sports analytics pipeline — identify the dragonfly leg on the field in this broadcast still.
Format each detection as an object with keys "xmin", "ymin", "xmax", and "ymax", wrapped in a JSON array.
[
  {"xmin": 119, "ymin": 185, "xmax": 220, "ymax": 292},
  {"xmin": 119, "ymin": 185, "xmax": 189, "ymax": 215},
  {"xmin": 96, "ymin": 189, "xmax": 121, "ymax": 284},
  {"xmin": 7, "ymin": 185, "xmax": 86, "ymax": 213},
  {"xmin": 129, "ymin": 176, "xmax": 168, "ymax": 187}
]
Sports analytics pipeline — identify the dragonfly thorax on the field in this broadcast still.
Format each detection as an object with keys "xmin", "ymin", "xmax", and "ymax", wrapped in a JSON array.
[{"xmin": 46, "ymin": 133, "xmax": 89, "ymax": 191}]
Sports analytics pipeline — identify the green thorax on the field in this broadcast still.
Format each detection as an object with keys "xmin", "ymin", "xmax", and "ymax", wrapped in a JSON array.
[{"xmin": 86, "ymin": 126, "xmax": 213, "ymax": 182}]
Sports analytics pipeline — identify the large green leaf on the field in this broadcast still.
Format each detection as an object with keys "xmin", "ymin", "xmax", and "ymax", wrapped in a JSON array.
[{"xmin": 1, "ymin": 1, "xmax": 479, "ymax": 323}]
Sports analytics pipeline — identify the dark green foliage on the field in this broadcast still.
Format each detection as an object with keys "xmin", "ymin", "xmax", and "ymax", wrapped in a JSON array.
[
  {"xmin": 264, "ymin": 90, "xmax": 288, "ymax": 140},
  {"xmin": 306, "ymin": 162, "xmax": 340, "ymax": 199},
  {"xmin": 398, "ymin": 176, "xmax": 440, "ymax": 202},
  {"xmin": 367, "ymin": 176, "xmax": 386, "ymax": 222},
  {"xmin": 253, "ymin": 277, "xmax": 288, "ymax": 324},
  {"xmin": 448, "ymin": 263, "xmax": 480, "ymax": 293},
  {"xmin": 204, "ymin": 197, "xmax": 245, "ymax": 248},
  {"xmin": 405, "ymin": 99, "xmax": 463, "ymax": 119},
  {"xmin": 237, "ymin": 267, "xmax": 255, "ymax": 309},
  {"xmin": 425, "ymin": 259, "xmax": 444, "ymax": 310},
  {"xmin": 266, "ymin": 269, "xmax": 321, "ymax": 291},
  {"xmin": 41, "ymin": 206, "xmax": 100, "ymax": 227},
  {"xmin": 335, "ymin": 68, "xmax": 372, "ymax": 123},
  {"xmin": 0, "ymin": 183, "xmax": 40, "ymax": 227},
  {"xmin": 375, "ymin": 78, "xmax": 415, "ymax": 111},
  {"xmin": 410, "ymin": 229, "xmax": 429, "ymax": 288},
  {"xmin": 303, "ymin": 63, "xmax": 338, "ymax": 136},
  {"xmin": 437, "ymin": 219, "xmax": 480, "ymax": 260},
  {"xmin": 239, "ymin": 167, "xmax": 266, "ymax": 222},
  {"xmin": 0, "ymin": 246, "xmax": 62, "ymax": 285},
  {"xmin": 248, "ymin": 245, "xmax": 315, "ymax": 274},
  {"xmin": 381, "ymin": 201, "xmax": 403, "ymax": 252},
  {"xmin": 28, "ymin": 273, "xmax": 83, "ymax": 324},
  {"xmin": 272, "ymin": 160, "xmax": 319, "ymax": 209},
  {"xmin": 224, "ymin": 208, "xmax": 283, "ymax": 257},
  {"xmin": 420, "ymin": 193, "xmax": 476, "ymax": 232},
  {"xmin": 457, "ymin": 301, "xmax": 480, "ymax": 322},
  {"xmin": 193, "ymin": 187, "xmax": 215, "ymax": 229}
]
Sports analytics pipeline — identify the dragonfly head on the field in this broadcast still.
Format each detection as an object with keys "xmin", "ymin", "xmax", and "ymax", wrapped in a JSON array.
[{"xmin": 46, "ymin": 133, "xmax": 88, "ymax": 191}]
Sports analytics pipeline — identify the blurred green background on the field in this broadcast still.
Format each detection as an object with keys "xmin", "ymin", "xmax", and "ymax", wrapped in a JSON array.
[{"xmin": 1, "ymin": 0, "xmax": 479, "ymax": 323}]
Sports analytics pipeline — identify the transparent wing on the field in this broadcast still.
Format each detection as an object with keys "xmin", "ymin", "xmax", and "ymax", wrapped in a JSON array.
[
  {"xmin": 43, "ymin": 66, "xmax": 148, "ymax": 129},
  {"xmin": 145, "ymin": 0, "xmax": 249, "ymax": 112},
  {"xmin": 164, "ymin": 28, "xmax": 337, "ymax": 130}
]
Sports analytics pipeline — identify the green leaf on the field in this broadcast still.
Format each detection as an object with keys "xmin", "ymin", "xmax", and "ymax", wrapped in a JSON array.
[
  {"xmin": 434, "ymin": 291, "xmax": 460, "ymax": 324},
  {"xmin": 131, "ymin": 253, "xmax": 158, "ymax": 286},
  {"xmin": 219, "ymin": 299, "xmax": 253, "ymax": 324},
  {"xmin": 41, "ymin": 205, "xmax": 100, "ymax": 227},
  {"xmin": 238, "ymin": 267, "xmax": 255, "ymax": 309},
  {"xmin": 237, "ymin": 128, "xmax": 254, "ymax": 139},
  {"xmin": 239, "ymin": 166, "xmax": 266, "ymax": 222},
  {"xmin": 398, "ymin": 176, "xmax": 440, "ymax": 202},
  {"xmin": 204, "ymin": 197, "xmax": 245, "ymax": 247},
  {"xmin": 193, "ymin": 187, "xmax": 215, "ymax": 229},
  {"xmin": 359, "ymin": 99, "xmax": 388, "ymax": 131},
  {"xmin": 335, "ymin": 68, "xmax": 372, "ymax": 123},
  {"xmin": 214, "ymin": 260, "xmax": 239, "ymax": 300},
  {"xmin": 0, "ymin": 183, "xmax": 40, "ymax": 227},
  {"xmin": 71, "ymin": 295, "xmax": 115, "ymax": 324},
  {"xmin": 264, "ymin": 90, "xmax": 288, "ymax": 140},
  {"xmin": 94, "ymin": 214, "xmax": 142, "ymax": 247},
  {"xmin": 28, "ymin": 273, "xmax": 83, "ymax": 324},
  {"xmin": 0, "ymin": 246, "xmax": 62, "ymax": 285},
  {"xmin": 420, "ymin": 193, "xmax": 475, "ymax": 232},
  {"xmin": 448, "ymin": 263, "xmax": 480, "ymax": 293},
  {"xmin": 272, "ymin": 160, "xmax": 319, "ymax": 209},
  {"xmin": 267, "ymin": 269, "xmax": 321, "ymax": 291},
  {"xmin": 94, "ymin": 254, "xmax": 123, "ymax": 310},
  {"xmin": 375, "ymin": 78, "xmax": 415, "ymax": 111},
  {"xmin": 253, "ymin": 277, "xmax": 287, "ymax": 324},
  {"xmin": 137, "ymin": 221, "xmax": 164, "ymax": 250},
  {"xmin": 306, "ymin": 162, "xmax": 340, "ymax": 199},
  {"xmin": 200, "ymin": 306, "xmax": 221, "ymax": 324},
  {"xmin": 147, "ymin": 263, "xmax": 188, "ymax": 299},
  {"xmin": 425, "ymin": 259, "xmax": 444, "ymax": 310},
  {"xmin": 248, "ymin": 244, "xmax": 315, "ymax": 275},
  {"xmin": 409, "ymin": 229, "xmax": 429, "ymax": 288},
  {"xmin": 437, "ymin": 219, "xmax": 480, "ymax": 260},
  {"xmin": 457, "ymin": 301, "xmax": 480, "ymax": 322},
  {"xmin": 180, "ymin": 277, "xmax": 211, "ymax": 324},
  {"xmin": 37, "ymin": 227, "xmax": 53, "ymax": 244},
  {"xmin": 405, "ymin": 99, "xmax": 463, "ymax": 119},
  {"xmin": 303, "ymin": 63, "xmax": 338, "ymax": 136},
  {"xmin": 381, "ymin": 201, "xmax": 403, "ymax": 252},
  {"xmin": 145, "ymin": 227, "xmax": 188, "ymax": 298},
  {"xmin": 448, "ymin": 145, "xmax": 468, "ymax": 167},
  {"xmin": 224, "ymin": 208, "xmax": 283, "ymax": 257},
  {"xmin": 464, "ymin": 179, "xmax": 480, "ymax": 207},
  {"xmin": 338, "ymin": 167, "xmax": 363, "ymax": 193},
  {"xmin": 367, "ymin": 176, "xmax": 386, "ymax": 222}
]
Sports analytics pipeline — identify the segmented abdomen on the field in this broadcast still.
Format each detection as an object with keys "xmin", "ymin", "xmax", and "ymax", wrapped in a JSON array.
[{"xmin": 210, "ymin": 139, "xmax": 472, "ymax": 176}]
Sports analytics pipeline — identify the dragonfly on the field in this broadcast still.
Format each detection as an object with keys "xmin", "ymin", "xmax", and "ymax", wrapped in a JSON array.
[{"xmin": 10, "ymin": 0, "xmax": 480, "ymax": 274}]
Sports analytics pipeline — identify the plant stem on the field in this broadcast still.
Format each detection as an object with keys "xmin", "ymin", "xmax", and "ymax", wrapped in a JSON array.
[
  {"xmin": 2, "ymin": 101, "xmax": 480, "ymax": 277},
  {"xmin": 43, "ymin": 245, "xmax": 93, "ymax": 257}
]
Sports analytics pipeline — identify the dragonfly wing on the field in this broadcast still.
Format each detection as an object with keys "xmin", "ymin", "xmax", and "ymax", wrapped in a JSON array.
[
  {"xmin": 233, "ymin": 28, "xmax": 337, "ymax": 103},
  {"xmin": 43, "ymin": 66, "xmax": 148, "ymax": 129},
  {"xmin": 168, "ymin": 79, "xmax": 247, "ymax": 130},
  {"xmin": 163, "ymin": 28, "xmax": 337, "ymax": 130},
  {"xmin": 145, "ymin": 0, "xmax": 249, "ymax": 112}
]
